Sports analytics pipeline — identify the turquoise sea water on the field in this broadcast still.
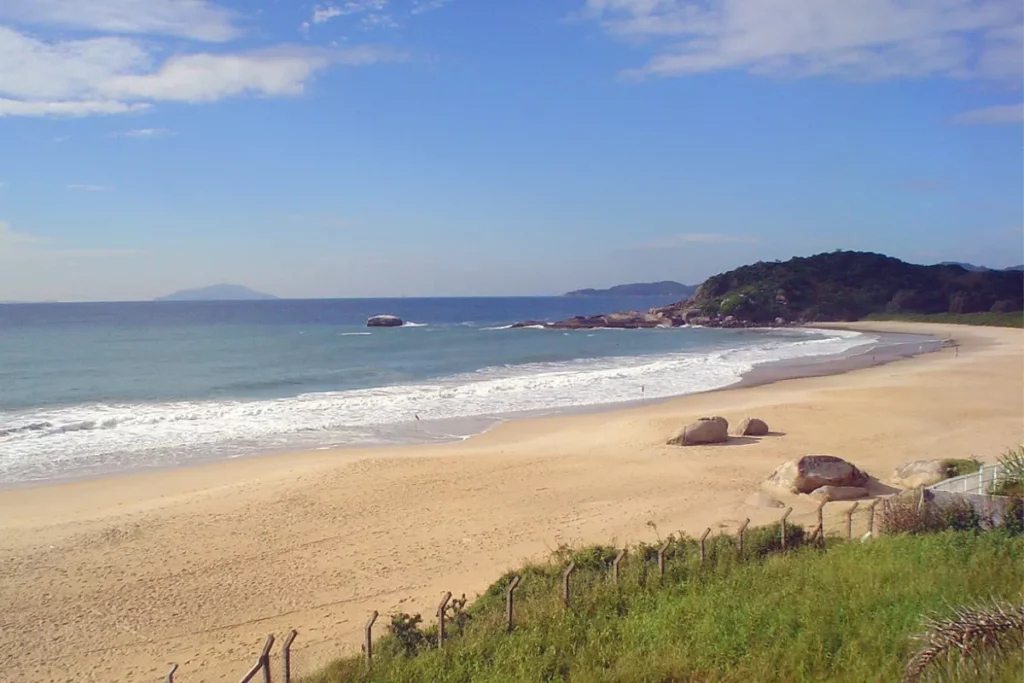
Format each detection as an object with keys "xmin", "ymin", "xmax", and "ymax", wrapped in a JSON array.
[{"xmin": 0, "ymin": 297, "xmax": 910, "ymax": 483}]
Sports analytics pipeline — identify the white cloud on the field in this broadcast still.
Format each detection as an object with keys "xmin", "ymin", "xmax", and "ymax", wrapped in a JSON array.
[
  {"xmin": 951, "ymin": 103, "xmax": 1024, "ymax": 124},
  {"xmin": 67, "ymin": 184, "xmax": 114, "ymax": 191},
  {"xmin": 411, "ymin": 0, "xmax": 453, "ymax": 15},
  {"xmin": 115, "ymin": 127, "xmax": 172, "ymax": 138},
  {"xmin": 0, "ymin": 221, "xmax": 45, "ymax": 250},
  {"xmin": 0, "ymin": 220, "xmax": 148, "ymax": 261},
  {"xmin": 0, "ymin": 26, "xmax": 405, "ymax": 116},
  {"xmin": 584, "ymin": 0, "xmax": 1023, "ymax": 81},
  {"xmin": 311, "ymin": 1, "xmax": 389, "ymax": 25},
  {"xmin": 0, "ymin": 0, "xmax": 239, "ymax": 42},
  {"xmin": 632, "ymin": 233, "xmax": 760, "ymax": 249}
]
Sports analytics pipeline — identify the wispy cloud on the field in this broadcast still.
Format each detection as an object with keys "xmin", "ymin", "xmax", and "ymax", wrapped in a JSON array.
[
  {"xmin": 311, "ymin": 1, "xmax": 389, "ymax": 25},
  {"xmin": 411, "ymin": 0, "xmax": 453, "ymax": 15},
  {"xmin": 0, "ymin": 0, "xmax": 239, "ymax": 42},
  {"xmin": 631, "ymin": 233, "xmax": 760, "ymax": 249},
  {"xmin": 67, "ymin": 184, "xmax": 114, "ymax": 191},
  {"xmin": 583, "ymin": 0, "xmax": 1023, "ymax": 82},
  {"xmin": 114, "ymin": 127, "xmax": 172, "ymax": 138},
  {"xmin": 0, "ymin": 220, "xmax": 147, "ymax": 258},
  {"xmin": 951, "ymin": 103, "xmax": 1024, "ymax": 125},
  {"xmin": 0, "ymin": 2, "xmax": 406, "ymax": 118}
]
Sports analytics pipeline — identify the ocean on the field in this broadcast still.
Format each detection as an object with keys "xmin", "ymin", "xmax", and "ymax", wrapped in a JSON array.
[{"xmin": 0, "ymin": 297, "xmax": 931, "ymax": 484}]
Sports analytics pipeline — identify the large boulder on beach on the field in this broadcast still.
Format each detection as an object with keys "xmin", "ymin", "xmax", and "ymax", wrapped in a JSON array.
[
  {"xmin": 367, "ymin": 314, "xmax": 403, "ymax": 327},
  {"xmin": 811, "ymin": 485, "xmax": 869, "ymax": 502},
  {"xmin": 667, "ymin": 416, "xmax": 729, "ymax": 446},
  {"xmin": 891, "ymin": 460, "xmax": 945, "ymax": 489},
  {"xmin": 733, "ymin": 417, "xmax": 769, "ymax": 436},
  {"xmin": 764, "ymin": 455, "xmax": 869, "ymax": 494}
]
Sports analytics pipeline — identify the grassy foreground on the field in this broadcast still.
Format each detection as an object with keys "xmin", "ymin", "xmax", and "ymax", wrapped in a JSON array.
[
  {"xmin": 305, "ymin": 529, "xmax": 1024, "ymax": 683},
  {"xmin": 863, "ymin": 311, "xmax": 1024, "ymax": 328}
]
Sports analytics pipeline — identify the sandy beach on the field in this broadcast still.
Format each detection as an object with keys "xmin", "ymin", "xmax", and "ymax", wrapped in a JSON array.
[{"xmin": 1, "ymin": 321, "xmax": 1021, "ymax": 682}]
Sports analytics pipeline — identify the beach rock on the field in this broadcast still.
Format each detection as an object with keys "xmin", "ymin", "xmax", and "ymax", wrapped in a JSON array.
[
  {"xmin": 367, "ymin": 314, "xmax": 404, "ymax": 327},
  {"xmin": 667, "ymin": 416, "xmax": 729, "ymax": 446},
  {"xmin": 765, "ymin": 455, "xmax": 869, "ymax": 494},
  {"xmin": 744, "ymin": 491, "xmax": 784, "ymax": 508},
  {"xmin": 891, "ymin": 459, "xmax": 945, "ymax": 489},
  {"xmin": 811, "ymin": 485, "xmax": 869, "ymax": 502},
  {"xmin": 734, "ymin": 417, "xmax": 769, "ymax": 436}
]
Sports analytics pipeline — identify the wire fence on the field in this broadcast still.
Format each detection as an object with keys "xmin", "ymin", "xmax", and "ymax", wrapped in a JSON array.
[{"xmin": 158, "ymin": 485, "xmax": 1018, "ymax": 682}]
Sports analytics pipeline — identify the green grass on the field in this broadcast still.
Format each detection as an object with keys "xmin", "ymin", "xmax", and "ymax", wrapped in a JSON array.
[
  {"xmin": 941, "ymin": 457, "xmax": 982, "ymax": 479},
  {"xmin": 304, "ymin": 529, "xmax": 1024, "ymax": 683},
  {"xmin": 862, "ymin": 311, "xmax": 1024, "ymax": 328}
]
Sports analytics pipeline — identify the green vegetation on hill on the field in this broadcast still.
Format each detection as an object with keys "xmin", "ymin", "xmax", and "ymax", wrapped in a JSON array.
[
  {"xmin": 685, "ymin": 251, "xmax": 1024, "ymax": 324},
  {"xmin": 864, "ymin": 311, "xmax": 1024, "ymax": 328},
  {"xmin": 304, "ymin": 526, "xmax": 1024, "ymax": 683}
]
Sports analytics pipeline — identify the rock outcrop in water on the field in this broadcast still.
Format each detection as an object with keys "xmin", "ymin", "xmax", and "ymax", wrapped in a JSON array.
[{"xmin": 367, "ymin": 314, "xmax": 404, "ymax": 327}]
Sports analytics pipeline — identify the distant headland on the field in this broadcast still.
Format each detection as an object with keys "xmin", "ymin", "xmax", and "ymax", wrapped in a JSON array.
[
  {"xmin": 563, "ymin": 281, "xmax": 696, "ymax": 298},
  {"xmin": 155, "ymin": 284, "xmax": 278, "ymax": 302}
]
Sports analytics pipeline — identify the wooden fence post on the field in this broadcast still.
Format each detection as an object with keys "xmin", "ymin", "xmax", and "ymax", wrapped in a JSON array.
[
  {"xmin": 364, "ymin": 612, "xmax": 378, "ymax": 667},
  {"xmin": 867, "ymin": 499, "xmax": 879, "ymax": 536},
  {"xmin": 699, "ymin": 528, "xmax": 710, "ymax": 565},
  {"xmin": 506, "ymin": 576, "xmax": 521, "ymax": 633},
  {"xmin": 613, "ymin": 550, "xmax": 626, "ymax": 585},
  {"xmin": 562, "ymin": 562, "xmax": 576, "ymax": 607},
  {"xmin": 737, "ymin": 518, "xmax": 750, "ymax": 559},
  {"xmin": 845, "ymin": 502, "xmax": 859, "ymax": 540},
  {"xmin": 437, "ymin": 592, "xmax": 452, "ymax": 648},
  {"xmin": 780, "ymin": 507, "xmax": 793, "ymax": 550},
  {"xmin": 657, "ymin": 541, "xmax": 670, "ymax": 576},
  {"xmin": 281, "ymin": 630, "xmax": 297, "ymax": 683}
]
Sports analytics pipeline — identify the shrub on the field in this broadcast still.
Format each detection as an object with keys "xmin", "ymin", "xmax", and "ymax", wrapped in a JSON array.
[
  {"xmin": 903, "ymin": 600, "xmax": 1024, "ymax": 683},
  {"xmin": 942, "ymin": 458, "xmax": 981, "ymax": 479},
  {"xmin": 882, "ymin": 495, "xmax": 982, "ymax": 535},
  {"xmin": 991, "ymin": 447, "xmax": 1024, "ymax": 497}
]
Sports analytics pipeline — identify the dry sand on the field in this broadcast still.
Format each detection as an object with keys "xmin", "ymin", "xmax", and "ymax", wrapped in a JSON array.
[{"xmin": 0, "ymin": 322, "xmax": 1021, "ymax": 682}]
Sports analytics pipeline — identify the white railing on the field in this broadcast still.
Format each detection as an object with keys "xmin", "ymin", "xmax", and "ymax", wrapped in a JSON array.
[{"xmin": 927, "ymin": 463, "xmax": 1004, "ymax": 495}]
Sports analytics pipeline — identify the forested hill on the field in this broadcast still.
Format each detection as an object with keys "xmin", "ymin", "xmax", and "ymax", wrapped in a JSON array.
[{"xmin": 671, "ymin": 251, "xmax": 1023, "ymax": 324}]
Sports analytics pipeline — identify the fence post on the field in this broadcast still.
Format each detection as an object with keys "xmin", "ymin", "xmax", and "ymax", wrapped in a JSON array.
[
  {"xmin": 780, "ymin": 507, "xmax": 793, "ymax": 551},
  {"xmin": 364, "ymin": 611, "xmax": 378, "ymax": 667},
  {"xmin": 816, "ymin": 500, "xmax": 827, "ymax": 548},
  {"xmin": 281, "ymin": 630, "xmax": 297, "ymax": 683},
  {"xmin": 845, "ymin": 502, "xmax": 859, "ymax": 540},
  {"xmin": 437, "ymin": 592, "xmax": 452, "ymax": 648},
  {"xmin": 699, "ymin": 528, "xmax": 710, "ymax": 565},
  {"xmin": 657, "ymin": 540, "xmax": 670, "ymax": 576},
  {"xmin": 737, "ymin": 518, "xmax": 750, "ymax": 559},
  {"xmin": 562, "ymin": 561, "xmax": 576, "ymax": 607},
  {"xmin": 867, "ymin": 499, "xmax": 879, "ymax": 536},
  {"xmin": 261, "ymin": 634, "xmax": 275, "ymax": 683},
  {"xmin": 506, "ymin": 576, "xmax": 521, "ymax": 633},
  {"xmin": 166, "ymin": 664, "xmax": 178, "ymax": 683},
  {"xmin": 613, "ymin": 550, "xmax": 626, "ymax": 585}
]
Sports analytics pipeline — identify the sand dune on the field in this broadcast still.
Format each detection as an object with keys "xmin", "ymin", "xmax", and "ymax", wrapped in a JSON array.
[{"xmin": 0, "ymin": 322, "xmax": 1020, "ymax": 682}]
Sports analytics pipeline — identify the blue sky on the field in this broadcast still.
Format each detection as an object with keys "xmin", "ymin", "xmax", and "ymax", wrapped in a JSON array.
[{"xmin": 0, "ymin": 0, "xmax": 1021, "ymax": 301}]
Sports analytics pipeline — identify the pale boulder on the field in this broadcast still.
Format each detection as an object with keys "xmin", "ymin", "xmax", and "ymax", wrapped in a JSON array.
[
  {"xmin": 811, "ymin": 485, "xmax": 869, "ymax": 502},
  {"xmin": 734, "ymin": 417, "xmax": 769, "ymax": 437},
  {"xmin": 765, "ymin": 455, "xmax": 869, "ymax": 494},
  {"xmin": 667, "ymin": 416, "xmax": 729, "ymax": 446},
  {"xmin": 891, "ymin": 460, "xmax": 945, "ymax": 489}
]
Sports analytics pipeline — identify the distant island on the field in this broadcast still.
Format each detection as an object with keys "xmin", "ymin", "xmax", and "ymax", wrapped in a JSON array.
[
  {"xmin": 155, "ymin": 284, "xmax": 278, "ymax": 302},
  {"xmin": 938, "ymin": 262, "xmax": 1024, "ymax": 272},
  {"xmin": 564, "ymin": 281, "xmax": 696, "ymax": 298}
]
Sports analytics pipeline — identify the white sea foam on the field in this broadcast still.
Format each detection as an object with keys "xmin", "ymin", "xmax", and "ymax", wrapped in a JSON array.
[
  {"xmin": 340, "ymin": 332, "xmax": 372, "ymax": 336},
  {"xmin": 402, "ymin": 321, "xmax": 428, "ymax": 327},
  {"xmin": 0, "ymin": 328, "xmax": 879, "ymax": 482}
]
